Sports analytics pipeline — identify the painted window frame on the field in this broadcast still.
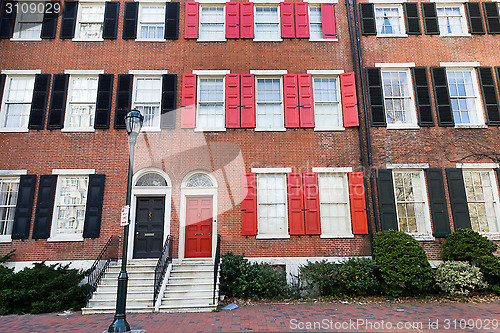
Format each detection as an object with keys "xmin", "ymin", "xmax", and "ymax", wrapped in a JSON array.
[
  {"xmin": 435, "ymin": 3, "xmax": 470, "ymax": 37},
  {"xmin": 0, "ymin": 73, "xmax": 36, "ymax": 133},
  {"xmin": 74, "ymin": 2, "xmax": 106, "ymax": 41},
  {"xmin": 374, "ymin": 3, "xmax": 407, "ymax": 37},
  {"xmin": 254, "ymin": 4, "xmax": 282, "ymax": 42},
  {"xmin": 195, "ymin": 74, "xmax": 226, "ymax": 132},
  {"xmin": 131, "ymin": 74, "xmax": 163, "ymax": 131},
  {"xmin": 11, "ymin": 2, "xmax": 44, "ymax": 41},
  {"xmin": 254, "ymin": 75, "xmax": 285, "ymax": 131},
  {"xmin": 62, "ymin": 74, "xmax": 99, "ymax": 132},
  {"xmin": 198, "ymin": 3, "xmax": 226, "ymax": 42},
  {"xmin": 0, "ymin": 171, "xmax": 26, "ymax": 243},
  {"xmin": 311, "ymin": 74, "xmax": 343, "ymax": 131},
  {"xmin": 136, "ymin": 2, "xmax": 166, "ymax": 41}
]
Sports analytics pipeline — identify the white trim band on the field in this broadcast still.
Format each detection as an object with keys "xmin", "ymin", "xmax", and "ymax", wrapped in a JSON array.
[
  {"xmin": 386, "ymin": 163, "xmax": 430, "ymax": 169},
  {"xmin": 129, "ymin": 70, "xmax": 169, "ymax": 75},
  {"xmin": 250, "ymin": 70, "xmax": 288, "ymax": 75},
  {"xmin": 52, "ymin": 169, "xmax": 96, "ymax": 175},
  {"xmin": 0, "ymin": 170, "xmax": 28, "ymax": 175},
  {"xmin": 64, "ymin": 70, "xmax": 105, "ymax": 75},
  {"xmin": 192, "ymin": 70, "xmax": 231, "ymax": 75},
  {"xmin": 251, "ymin": 168, "xmax": 292, "ymax": 173},
  {"xmin": 1, "ymin": 70, "xmax": 42, "ymax": 75},
  {"xmin": 375, "ymin": 63, "xmax": 416, "ymax": 68},
  {"xmin": 312, "ymin": 167, "xmax": 353, "ymax": 173},
  {"xmin": 307, "ymin": 70, "xmax": 345, "ymax": 75}
]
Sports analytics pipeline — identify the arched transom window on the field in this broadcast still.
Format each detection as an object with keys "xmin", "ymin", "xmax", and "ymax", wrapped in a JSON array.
[
  {"xmin": 185, "ymin": 173, "xmax": 213, "ymax": 187},
  {"xmin": 135, "ymin": 172, "xmax": 168, "ymax": 186}
]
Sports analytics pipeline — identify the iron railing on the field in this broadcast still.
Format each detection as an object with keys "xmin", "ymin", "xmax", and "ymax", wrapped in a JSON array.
[
  {"xmin": 154, "ymin": 235, "xmax": 172, "ymax": 302},
  {"xmin": 86, "ymin": 235, "xmax": 119, "ymax": 301},
  {"xmin": 213, "ymin": 234, "xmax": 222, "ymax": 304}
]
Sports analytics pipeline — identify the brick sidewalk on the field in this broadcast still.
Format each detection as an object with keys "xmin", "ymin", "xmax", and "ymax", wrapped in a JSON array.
[{"xmin": 0, "ymin": 303, "xmax": 499, "ymax": 333}]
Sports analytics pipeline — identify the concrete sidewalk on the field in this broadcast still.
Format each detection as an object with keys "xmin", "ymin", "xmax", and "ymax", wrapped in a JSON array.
[{"xmin": 0, "ymin": 303, "xmax": 499, "ymax": 333}]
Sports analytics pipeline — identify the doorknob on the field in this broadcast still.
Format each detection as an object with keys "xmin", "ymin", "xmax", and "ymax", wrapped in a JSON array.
[{"xmin": 136, "ymin": 232, "xmax": 139, "ymax": 235}]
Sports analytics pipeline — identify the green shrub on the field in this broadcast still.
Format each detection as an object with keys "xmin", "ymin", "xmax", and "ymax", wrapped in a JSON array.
[
  {"xmin": 0, "ymin": 262, "xmax": 87, "ymax": 315},
  {"xmin": 338, "ymin": 258, "xmax": 381, "ymax": 296},
  {"xmin": 220, "ymin": 252, "xmax": 288, "ymax": 300},
  {"xmin": 441, "ymin": 229, "xmax": 497, "ymax": 262},
  {"xmin": 475, "ymin": 255, "xmax": 500, "ymax": 295},
  {"xmin": 373, "ymin": 230, "xmax": 433, "ymax": 297},
  {"xmin": 299, "ymin": 260, "xmax": 341, "ymax": 297},
  {"xmin": 434, "ymin": 261, "xmax": 487, "ymax": 296}
]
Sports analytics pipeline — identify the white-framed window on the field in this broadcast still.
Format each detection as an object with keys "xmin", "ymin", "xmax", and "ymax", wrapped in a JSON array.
[
  {"xmin": 380, "ymin": 68, "xmax": 418, "ymax": 128},
  {"xmin": 392, "ymin": 170, "xmax": 432, "ymax": 238},
  {"xmin": 309, "ymin": 5, "xmax": 323, "ymax": 40},
  {"xmin": 256, "ymin": 172, "xmax": 288, "ymax": 238},
  {"xmin": 255, "ymin": 76, "xmax": 284, "ymax": 130},
  {"xmin": 50, "ymin": 175, "xmax": 89, "ymax": 240},
  {"xmin": 446, "ymin": 69, "xmax": 483, "ymax": 126},
  {"xmin": 436, "ymin": 4, "xmax": 468, "ymax": 36},
  {"xmin": 0, "ymin": 176, "xmax": 20, "ymax": 241},
  {"xmin": 317, "ymin": 172, "xmax": 352, "ymax": 237},
  {"xmin": 12, "ymin": 4, "xmax": 43, "ymax": 40},
  {"xmin": 374, "ymin": 5, "xmax": 406, "ymax": 36},
  {"xmin": 138, "ymin": 4, "xmax": 165, "ymax": 40},
  {"xmin": 254, "ymin": 5, "xmax": 281, "ymax": 41},
  {"xmin": 312, "ymin": 76, "xmax": 342, "ymax": 130},
  {"xmin": 132, "ymin": 76, "xmax": 162, "ymax": 130},
  {"xmin": 75, "ymin": 3, "xmax": 105, "ymax": 40},
  {"xmin": 0, "ymin": 75, "xmax": 35, "ymax": 131},
  {"xmin": 199, "ymin": 5, "xmax": 225, "ymax": 41},
  {"xmin": 64, "ymin": 75, "xmax": 99, "ymax": 130},
  {"xmin": 463, "ymin": 169, "xmax": 500, "ymax": 234},
  {"xmin": 196, "ymin": 76, "xmax": 225, "ymax": 131}
]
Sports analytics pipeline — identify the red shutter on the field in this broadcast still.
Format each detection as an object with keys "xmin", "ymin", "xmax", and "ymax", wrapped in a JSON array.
[
  {"xmin": 181, "ymin": 74, "xmax": 197, "ymax": 128},
  {"xmin": 226, "ymin": 2, "xmax": 240, "ymax": 38},
  {"xmin": 303, "ymin": 172, "xmax": 321, "ymax": 235},
  {"xmin": 240, "ymin": 2, "xmax": 254, "ymax": 38},
  {"xmin": 340, "ymin": 72, "xmax": 359, "ymax": 127},
  {"xmin": 226, "ymin": 74, "xmax": 240, "ymax": 128},
  {"xmin": 240, "ymin": 74, "xmax": 255, "ymax": 128},
  {"xmin": 288, "ymin": 173, "xmax": 305, "ymax": 235},
  {"xmin": 295, "ymin": 2, "xmax": 310, "ymax": 38},
  {"xmin": 284, "ymin": 74, "xmax": 300, "ymax": 128},
  {"xmin": 348, "ymin": 172, "xmax": 368, "ymax": 234},
  {"xmin": 298, "ymin": 74, "xmax": 315, "ymax": 127},
  {"xmin": 321, "ymin": 3, "xmax": 336, "ymax": 39},
  {"xmin": 280, "ymin": 2, "xmax": 295, "ymax": 38},
  {"xmin": 241, "ymin": 173, "xmax": 257, "ymax": 235},
  {"xmin": 184, "ymin": 2, "xmax": 199, "ymax": 39}
]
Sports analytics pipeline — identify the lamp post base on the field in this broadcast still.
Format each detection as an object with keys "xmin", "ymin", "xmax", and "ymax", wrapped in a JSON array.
[{"xmin": 108, "ymin": 315, "xmax": 130, "ymax": 333}]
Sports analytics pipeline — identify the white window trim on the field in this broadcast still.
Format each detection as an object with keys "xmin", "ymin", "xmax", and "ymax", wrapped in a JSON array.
[
  {"xmin": 195, "ymin": 74, "xmax": 226, "ymax": 132},
  {"xmin": 307, "ymin": 70, "xmax": 344, "ymax": 75},
  {"xmin": 1, "ymin": 70, "xmax": 41, "ymax": 75},
  {"xmin": 250, "ymin": 70, "xmax": 288, "ymax": 75},
  {"xmin": 73, "ymin": 2, "xmax": 106, "ymax": 41},
  {"xmin": 375, "ymin": 62, "xmax": 416, "ymax": 68},
  {"xmin": 456, "ymin": 163, "xmax": 500, "ymax": 169},
  {"xmin": 386, "ymin": 163, "xmax": 430, "ymax": 169},
  {"xmin": 373, "ymin": 4, "xmax": 408, "ymax": 37},
  {"xmin": 311, "ymin": 74, "xmax": 344, "ymax": 131},
  {"xmin": 254, "ymin": 75, "xmax": 285, "ymax": 131},
  {"xmin": 313, "ymin": 167, "xmax": 353, "ymax": 173},
  {"xmin": 11, "ymin": 2, "xmax": 44, "ymax": 41},
  {"xmin": 307, "ymin": 0, "xmax": 339, "ymax": 4},
  {"xmin": 251, "ymin": 167, "xmax": 292, "ymax": 173},
  {"xmin": 0, "ymin": 170, "xmax": 28, "ymax": 176},
  {"xmin": 52, "ymin": 169, "xmax": 95, "ymax": 175},
  {"xmin": 391, "ymin": 169, "xmax": 434, "ymax": 240},
  {"xmin": 435, "ymin": 3, "xmax": 471, "ymax": 37},
  {"xmin": 65, "ymin": 70, "xmax": 104, "ymax": 75},
  {"xmin": 0, "ymin": 235, "xmax": 12, "ymax": 243},
  {"xmin": 440, "ymin": 62, "xmax": 481, "ymax": 68},
  {"xmin": 197, "ymin": 0, "xmax": 231, "ymax": 3},
  {"xmin": 131, "ymin": 75, "xmax": 163, "ymax": 131},
  {"xmin": 0, "ymin": 74, "xmax": 35, "ymax": 133},
  {"xmin": 308, "ymin": 4, "xmax": 339, "ymax": 42},
  {"xmin": 129, "ymin": 70, "xmax": 169, "ymax": 75},
  {"xmin": 197, "ymin": 3, "xmax": 227, "ymax": 42},
  {"xmin": 192, "ymin": 70, "xmax": 230, "ymax": 75},
  {"xmin": 253, "ymin": 4, "xmax": 283, "ymax": 42},
  {"xmin": 136, "ymin": 2, "xmax": 167, "ymax": 42},
  {"xmin": 62, "ymin": 74, "xmax": 99, "ymax": 132}
]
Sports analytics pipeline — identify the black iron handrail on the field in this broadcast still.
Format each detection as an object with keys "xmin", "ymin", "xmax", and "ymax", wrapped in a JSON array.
[
  {"xmin": 213, "ymin": 234, "xmax": 222, "ymax": 305},
  {"xmin": 86, "ymin": 235, "xmax": 119, "ymax": 301},
  {"xmin": 154, "ymin": 235, "xmax": 172, "ymax": 303}
]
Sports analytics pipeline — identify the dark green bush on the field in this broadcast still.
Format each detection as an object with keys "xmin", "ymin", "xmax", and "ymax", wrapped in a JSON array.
[
  {"xmin": 338, "ymin": 258, "xmax": 381, "ymax": 296},
  {"xmin": 373, "ymin": 230, "xmax": 433, "ymax": 297},
  {"xmin": 220, "ymin": 252, "xmax": 288, "ymax": 300},
  {"xmin": 441, "ymin": 229, "xmax": 497, "ymax": 262},
  {"xmin": 474, "ymin": 255, "xmax": 500, "ymax": 295},
  {"xmin": 299, "ymin": 260, "xmax": 341, "ymax": 296},
  {"xmin": 0, "ymin": 262, "xmax": 87, "ymax": 315}
]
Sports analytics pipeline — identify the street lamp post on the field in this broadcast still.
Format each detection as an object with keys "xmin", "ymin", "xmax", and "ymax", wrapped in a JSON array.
[{"xmin": 108, "ymin": 109, "xmax": 144, "ymax": 333}]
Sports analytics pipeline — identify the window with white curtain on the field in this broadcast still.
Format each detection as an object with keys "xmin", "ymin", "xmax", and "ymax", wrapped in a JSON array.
[
  {"xmin": 0, "ymin": 76, "xmax": 35, "ymax": 130},
  {"xmin": 0, "ymin": 177, "xmax": 19, "ymax": 238},
  {"xmin": 381, "ymin": 69, "xmax": 417, "ymax": 127},
  {"xmin": 318, "ymin": 173, "xmax": 351, "ymax": 236},
  {"xmin": 199, "ymin": 5, "xmax": 225, "ymax": 41},
  {"xmin": 309, "ymin": 6, "xmax": 323, "ymax": 40},
  {"xmin": 12, "ymin": 6, "xmax": 43, "ymax": 40},
  {"xmin": 375, "ymin": 5, "xmax": 404, "ymax": 36},
  {"xmin": 313, "ymin": 76, "xmax": 341, "ymax": 129},
  {"xmin": 138, "ymin": 4, "xmax": 165, "ymax": 40},
  {"xmin": 256, "ymin": 77, "xmax": 283, "ymax": 130},
  {"xmin": 133, "ymin": 77, "xmax": 162, "ymax": 130},
  {"xmin": 197, "ymin": 77, "xmax": 225, "ymax": 130},
  {"xmin": 254, "ymin": 6, "xmax": 280, "ymax": 40},
  {"xmin": 53, "ymin": 176, "xmax": 89, "ymax": 237},
  {"xmin": 65, "ymin": 76, "xmax": 99, "ymax": 130},
  {"xmin": 437, "ymin": 5, "xmax": 467, "ymax": 35},
  {"xmin": 76, "ymin": 3, "xmax": 105, "ymax": 39},
  {"xmin": 257, "ymin": 174, "xmax": 288, "ymax": 237}
]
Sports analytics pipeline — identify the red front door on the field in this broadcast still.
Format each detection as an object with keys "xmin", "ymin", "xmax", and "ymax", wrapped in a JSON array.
[{"xmin": 185, "ymin": 197, "xmax": 213, "ymax": 258}]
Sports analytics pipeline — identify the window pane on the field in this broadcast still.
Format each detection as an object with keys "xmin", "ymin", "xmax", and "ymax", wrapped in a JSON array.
[
  {"xmin": 393, "ymin": 171, "xmax": 428, "ymax": 234},
  {"xmin": 255, "ymin": 7, "xmax": 280, "ymax": 40},
  {"xmin": 200, "ymin": 6, "xmax": 224, "ymax": 40},
  {"xmin": 0, "ymin": 177, "xmax": 19, "ymax": 236},
  {"xmin": 318, "ymin": 173, "xmax": 350, "ymax": 235},
  {"xmin": 437, "ymin": 6, "xmax": 464, "ymax": 34},
  {"xmin": 56, "ymin": 176, "xmax": 88, "ymax": 235},
  {"xmin": 447, "ymin": 71, "xmax": 477, "ymax": 124},
  {"xmin": 382, "ymin": 71, "xmax": 412, "ymax": 124},
  {"xmin": 309, "ymin": 6, "xmax": 323, "ymax": 39},
  {"xmin": 67, "ymin": 76, "xmax": 98, "ymax": 128},
  {"xmin": 256, "ymin": 78, "xmax": 283, "ymax": 129},
  {"xmin": 375, "ymin": 7, "xmax": 402, "ymax": 35},
  {"xmin": 463, "ymin": 170, "xmax": 499, "ymax": 233},
  {"xmin": 313, "ymin": 77, "xmax": 340, "ymax": 128},
  {"xmin": 257, "ymin": 174, "xmax": 287, "ymax": 235},
  {"xmin": 139, "ymin": 6, "xmax": 165, "ymax": 39},
  {"xmin": 197, "ymin": 78, "xmax": 224, "ymax": 129},
  {"xmin": 2, "ymin": 77, "xmax": 34, "ymax": 129}
]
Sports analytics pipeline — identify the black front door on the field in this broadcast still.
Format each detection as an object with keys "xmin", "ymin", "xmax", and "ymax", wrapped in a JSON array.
[{"xmin": 133, "ymin": 197, "xmax": 165, "ymax": 259}]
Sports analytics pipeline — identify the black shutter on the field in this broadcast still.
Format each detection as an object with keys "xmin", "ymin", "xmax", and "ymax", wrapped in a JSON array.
[
  {"xmin": 425, "ymin": 169, "xmax": 451, "ymax": 238},
  {"xmin": 41, "ymin": 1, "xmax": 59, "ymax": 39},
  {"xmin": 477, "ymin": 67, "xmax": 500, "ymax": 126},
  {"xmin": 377, "ymin": 169, "xmax": 398, "ymax": 231},
  {"xmin": 412, "ymin": 67, "xmax": 434, "ymax": 126},
  {"xmin": 446, "ymin": 168, "xmax": 471, "ymax": 230},
  {"xmin": 465, "ymin": 2, "xmax": 485, "ymax": 34},
  {"xmin": 28, "ymin": 74, "xmax": 51, "ymax": 130},
  {"xmin": 94, "ymin": 74, "xmax": 114, "ymax": 129},
  {"xmin": 60, "ymin": 1, "xmax": 78, "ymax": 39},
  {"xmin": 366, "ymin": 67, "xmax": 386, "ymax": 126},
  {"xmin": 32, "ymin": 175, "xmax": 57, "ymax": 239},
  {"xmin": 360, "ymin": 3, "xmax": 376, "ymax": 35},
  {"xmin": 496, "ymin": 169, "xmax": 500, "ymax": 194},
  {"xmin": 422, "ymin": 3, "xmax": 439, "ymax": 35},
  {"xmin": 164, "ymin": 2, "xmax": 179, "ymax": 39},
  {"xmin": 83, "ymin": 174, "xmax": 105, "ymax": 238},
  {"xmin": 103, "ymin": 2, "xmax": 119, "ymax": 39},
  {"xmin": 11, "ymin": 175, "xmax": 37, "ymax": 239},
  {"xmin": 431, "ymin": 67, "xmax": 454, "ymax": 126},
  {"xmin": 0, "ymin": 74, "xmax": 5, "ymax": 103},
  {"xmin": 122, "ymin": 1, "xmax": 138, "ymax": 39},
  {"xmin": 483, "ymin": 2, "xmax": 500, "ymax": 34},
  {"xmin": 404, "ymin": 3, "xmax": 421, "ymax": 35},
  {"xmin": 114, "ymin": 74, "xmax": 133, "ymax": 129},
  {"xmin": 47, "ymin": 74, "xmax": 69, "ymax": 129},
  {"xmin": 161, "ymin": 74, "xmax": 177, "ymax": 129},
  {"xmin": 0, "ymin": 1, "xmax": 17, "ymax": 38}
]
